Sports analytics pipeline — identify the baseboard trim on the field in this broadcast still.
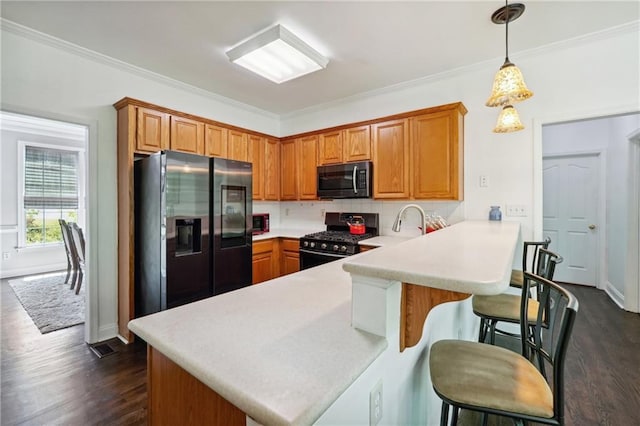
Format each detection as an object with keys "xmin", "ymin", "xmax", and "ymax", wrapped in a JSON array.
[
  {"xmin": 604, "ymin": 281, "xmax": 625, "ymax": 309},
  {"xmin": 0, "ymin": 263, "xmax": 67, "ymax": 279}
]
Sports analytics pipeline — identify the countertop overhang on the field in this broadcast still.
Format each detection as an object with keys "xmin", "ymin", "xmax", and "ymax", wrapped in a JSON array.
[{"xmin": 343, "ymin": 220, "xmax": 521, "ymax": 295}]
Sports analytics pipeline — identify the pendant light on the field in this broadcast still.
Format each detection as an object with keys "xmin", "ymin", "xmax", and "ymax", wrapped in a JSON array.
[
  {"xmin": 485, "ymin": 2, "xmax": 533, "ymax": 108},
  {"xmin": 493, "ymin": 105, "xmax": 524, "ymax": 133}
]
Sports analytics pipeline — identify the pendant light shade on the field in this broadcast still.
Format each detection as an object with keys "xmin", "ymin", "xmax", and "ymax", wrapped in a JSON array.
[
  {"xmin": 486, "ymin": 2, "xmax": 533, "ymax": 108},
  {"xmin": 493, "ymin": 105, "xmax": 524, "ymax": 133},
  {"xmin": 486, "ymin": 60, "xmax": 533, "ymax": 107}
]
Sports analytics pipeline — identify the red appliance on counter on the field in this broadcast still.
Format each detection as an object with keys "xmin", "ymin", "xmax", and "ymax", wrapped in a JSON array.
[{"xmin": 252, "ymin": 213, "xmax": 270, "ymax": 235}]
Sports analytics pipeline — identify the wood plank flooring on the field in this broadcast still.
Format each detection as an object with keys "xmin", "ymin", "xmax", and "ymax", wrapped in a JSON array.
[{"xmin": 2, "ymin": 277, "xmax": 639, "ymax": 425}]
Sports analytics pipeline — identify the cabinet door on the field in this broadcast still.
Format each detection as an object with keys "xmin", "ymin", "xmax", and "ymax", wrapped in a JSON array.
[
  {"xmin": 298, "ymin": 135, "xmax": 318, "ymax": 200},
  {"xmin": 250, "ymin": 135, "xmax": 265, "ymax": 200},
  {"xmin": 280, "ymin": 140, "xmax": 298, "ymax": 200},
  {"xmin": 252, "ymin": 239, "xmax": 276, "ymax": 284},
  {"xmin": 318, "ymin": 130, "xmax": 343, "ymax": 165},
  {"xmin": 205, "ymin": 124, "xmax": 228, "ymax": 158},
  {"xmin": 228, "ymin": 130, "xmax": 248, "ymax": 161},
  {"xmin": 372, "ymin": 119, "xmax": 409, "ymax": 198},
  {"xmin": 264, "ymin": 138, "xmax": 280, "ymax": 200},
  {"xmin": 344, "ymin": 125, "xmax": 371, "ymax": 162},
  {"xmin": 170, "ymin": 116, "xmax": 204, "ymax": 154},
  {"xmin": 136, "ymin": 107, "xmax": 169, "ymax": 153},
  {"xmin": 410, "ymin": 110, "xmax": 463, "ymax": 200},
  {"xmin": 280, "ymin": 238, "xmax": 300, "ymax": 276}
]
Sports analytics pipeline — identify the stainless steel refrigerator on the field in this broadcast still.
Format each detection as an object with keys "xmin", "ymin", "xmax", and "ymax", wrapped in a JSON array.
[{"xmin": 134, "ymin": 151, "xmax": 252, "ymax": 316}]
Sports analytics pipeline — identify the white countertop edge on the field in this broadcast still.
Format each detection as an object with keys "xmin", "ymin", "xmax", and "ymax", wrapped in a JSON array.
[
  {"xmin": 343, "ymin": 221, "xmax": 520, "ymax": 295},
  {"xmin": 252, "ymin": 227, "xmax": 322, "ymax": 241}
]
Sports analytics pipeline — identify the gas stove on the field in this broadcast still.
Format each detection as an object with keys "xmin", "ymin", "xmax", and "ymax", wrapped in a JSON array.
[{"xmin": 299, "ymin": 213, "xmax": 379, "ymax": 268}]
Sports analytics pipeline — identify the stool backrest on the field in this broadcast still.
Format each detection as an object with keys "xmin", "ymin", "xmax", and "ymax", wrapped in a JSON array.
[
  {"xmin": 521, "ymin": 272, "xmax": 578, "ymax": 424},
  {"xmin": 522, "ymin": 237, "xmax": 551, "ymax": 274}
]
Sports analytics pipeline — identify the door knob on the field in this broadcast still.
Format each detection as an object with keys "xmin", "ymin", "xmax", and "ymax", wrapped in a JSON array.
[{"xmin": 588, "ymin": 224, "xmax": 596, "ymax": 230}]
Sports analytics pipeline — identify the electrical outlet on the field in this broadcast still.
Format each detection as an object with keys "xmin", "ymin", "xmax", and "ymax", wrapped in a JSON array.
[
  {"xmin": 506, "ymin": 204, "xmax": 527, "ymax": 217},
  {"xmin": 285, "ymin": 208, "xmax": 290, "ymax": 216},
  {"xmin": 320, "ymin": 209, "xmax": 326, "ymax": 219},
  {"xmin": 479, "ymin": 175, "xmax": 489, "ymax": 188},
  {"xmin": 369, "ymin": 379, "xmax": 383, "ymax": 426},
  {"xmin": 2, "ymin": 252, "xmax": 9, "ymax": 260}
]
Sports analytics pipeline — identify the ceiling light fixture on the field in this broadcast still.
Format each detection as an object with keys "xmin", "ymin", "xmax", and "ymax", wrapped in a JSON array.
[
  {"xmin": 493, "ymin": 105, "xmax": 525, "ymax": 133},
  {"xmin": 486, "ymin": 1, "xmax": 533, "ymax": 108},
  {"xmin": 226, "ymin": 24, "xmax": 328, "ymax": 84}
]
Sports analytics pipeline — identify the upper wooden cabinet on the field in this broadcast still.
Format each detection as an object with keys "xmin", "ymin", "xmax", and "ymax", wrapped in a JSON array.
[
  {"xmin": 136, "ymin": 107, "xmax": 169, "ymax": 153},
  {"xmin": 318, "ymin": 130, "xmax": 343, "ymax": 165},
  {"xmin": 205, "ymin": 124, "xmax": 228, "ymax": 158},
  {"xmin": 280, "ymin": 139, "xmax": 297, "ymax": 200},
  {"xmin": 343, "ymin": 125, "xmax": 371, "ymax": 162},
  {"xmin": 170, "ymin": 116, "xmax": 204, "ymax": 155},
  {"xmin": 228, "ymin": 130, "xmax": 249, "ymax": 162},
  {"xmin": 250, "ymin": 135, "xmax": 265, "ymax": 200},
  {"xmin": 298, "ymin": 135, "xmax": 318, "ymax": 200},
  {"xmin": 372, "ymin": 119, "xmax": 410, "ymax": 199},
  {"xmin": 264, "ymin": 139, "xmax": 280, "ymax": 201},
  {"xmin": 410, "ymin": 106, "xmax": 464, "ymax": 200}
]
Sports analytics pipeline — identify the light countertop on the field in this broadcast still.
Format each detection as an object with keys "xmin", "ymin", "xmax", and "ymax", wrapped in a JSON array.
[
  {"xmin": 129, "ymin": 220, "xmax": 519, "ymax": 425},
  {"xmin": 252, "ymin": 227, "xmax": 322, "ymax": 241},
  {"xmin": 358, "ymin": 235, "xmax": 412, "ymax": 247},
  {"xmin": 128, "ymin": 256, "xmax": 386, "ymax": 426},
  {"xmin": 344, "ymin": 220, "xmax": 520, "ymax": 295}
]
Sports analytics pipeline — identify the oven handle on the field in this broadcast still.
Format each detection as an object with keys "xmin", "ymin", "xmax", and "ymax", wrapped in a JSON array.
[
  {"xmin": 299, "ymin": 249, "xmax": 348, "ymax": 259},
  {"xmin": 352, "ymin": 165, "xmax": 358, "ymax": 194}
]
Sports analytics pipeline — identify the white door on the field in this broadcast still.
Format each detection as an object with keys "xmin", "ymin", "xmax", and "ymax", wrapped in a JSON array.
[{"xmin": 543, "ymin": 154, "xmax": 600, "ymax": 286}]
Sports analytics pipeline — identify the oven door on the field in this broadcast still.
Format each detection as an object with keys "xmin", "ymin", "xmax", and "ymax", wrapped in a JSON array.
[{"xmin": 299, "ymin": 248, "xmax": 348, "ymax": 270}]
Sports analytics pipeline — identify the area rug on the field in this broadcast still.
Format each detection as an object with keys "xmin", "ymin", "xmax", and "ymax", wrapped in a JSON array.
[{"xmin": 8, "ymin": 272, "xmax": 84, "ymax": 334}]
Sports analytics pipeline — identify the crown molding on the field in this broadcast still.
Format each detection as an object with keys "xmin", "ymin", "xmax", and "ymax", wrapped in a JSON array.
[
  {"xmin": 0, "ymin": 18, "xmax": 279, "ymax": 121},
  {"xmin": 0, "ymin": 110, "xmax": 87, "ymax": 141},
  {"xmin": 281, "ymin": 20, "xmax": 640, "ymax": 121}
]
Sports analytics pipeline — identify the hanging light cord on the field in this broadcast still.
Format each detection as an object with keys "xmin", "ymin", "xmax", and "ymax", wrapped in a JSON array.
[{"xmin": 504, "ymin": 0, "xmax": 510, "ymax": 63}]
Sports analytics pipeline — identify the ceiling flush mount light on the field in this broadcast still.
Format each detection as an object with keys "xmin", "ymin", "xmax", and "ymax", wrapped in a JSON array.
[
  {"xmin": 226, "ymin": 24, "xmax": 328, "ymax": 84},
  {"xmin": 486, "ymin": 1, "xmax": 533, "ymax": 108},
  {"xmin": 493, "ymin": 105, "xmax": 525, "ymax": 133}
]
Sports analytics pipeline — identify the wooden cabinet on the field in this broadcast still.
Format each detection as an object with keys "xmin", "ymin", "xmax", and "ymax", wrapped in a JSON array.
[
  {"xmin": 372, "ymin": 119, "xmax": 410, "ymax": 198},
  {"xmin": 410, "ymin": 107, "xmax": 464, "ymax": 200},
  {"xmin": 228, "ymin": 130, "xmax": 248, "ymax": 161},
  {"xmin": 280, "ymin": 238, "xmax": 300, "ymax": 276},
  {"xmin": 250, "ymin": 135, "xmax": 265, "ymax": 200},
  {"xmin": 298, "ymin": 135, "xmax": 318, "ymax": 200},
  {"xmin": 205, "ymin": 124, "xmax": 228, "ymax": 158},
  {"xmin": 252, "ymin": 239, "xmax": 279, "ymax": 284},
  {"xmin": 264, "ymin": 138, "xmax": 280, "ymax": 200},
  {"xmin": 170, "ymin": 116, "xmax": 204, "ymax": 154},
  {"xmin": 318, "ymin": 126, "xmax": 371, "ymax": 165},
  {"xmin": 136, "ymin": 107, "xmax": 169, "ymax": 152},
  {"xmin": 280, "ymin": 140, "xmax": 297, "ymax": 200},
  {"xmin": 318, "ymin": 130, "xmax": 343, "ymax": 165},
  {"xmin": 344, "ymin": 125, "xmax": 371, "ymax": 162}
]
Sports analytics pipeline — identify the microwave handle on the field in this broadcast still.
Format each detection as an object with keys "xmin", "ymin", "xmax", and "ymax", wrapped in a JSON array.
[{"xmin": 352, "ymin": 165, "xmax": 358, "ymax": 194}]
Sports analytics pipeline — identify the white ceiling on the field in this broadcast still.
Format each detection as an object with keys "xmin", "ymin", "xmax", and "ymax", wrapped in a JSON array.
[{"xmin": 1, "ymin": 1, "xmax": 638, "ymax": 115}]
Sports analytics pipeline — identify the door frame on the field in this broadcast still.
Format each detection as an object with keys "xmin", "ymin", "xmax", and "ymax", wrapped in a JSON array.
[
  {"xmin": 626, "ymin": 128, "xmax": 640, "ymax": 312},
  {"xmin": 533, "ymin": 103, "xmax": 640, "ymax": 311},
  {"xmin": 542, "ymin": 150, "xmax": 606, "ymax": 290},
  {"xmin": 1, "ymin": 103, "xmax": 99, "ymax": 342}
]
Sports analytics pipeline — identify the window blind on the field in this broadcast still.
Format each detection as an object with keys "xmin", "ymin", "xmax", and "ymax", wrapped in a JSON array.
[{"xmin": 24, "ymin": 146, "xmax": 79, "ymax": 209}]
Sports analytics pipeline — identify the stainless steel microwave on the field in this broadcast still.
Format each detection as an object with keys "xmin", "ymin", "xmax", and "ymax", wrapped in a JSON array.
[{"xmin": 317, "ymin": 161, "xmax": 372, "ymax": 199}]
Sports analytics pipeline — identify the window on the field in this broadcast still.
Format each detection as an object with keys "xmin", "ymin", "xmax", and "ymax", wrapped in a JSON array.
[{"xmin": 19, "ymin": 143, "xmax": 84, "ymax": 247}]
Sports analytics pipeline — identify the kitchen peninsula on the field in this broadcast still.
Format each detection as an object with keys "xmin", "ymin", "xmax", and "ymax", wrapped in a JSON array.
[{"xmin": 128, "ymin": 220, "xmax": 520, "ymax": 425}]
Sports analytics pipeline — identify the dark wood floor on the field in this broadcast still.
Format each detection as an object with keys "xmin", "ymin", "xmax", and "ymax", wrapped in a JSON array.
[{"xmin": 2, "ymin": 277, "xmax": 639, "ymax": 425}]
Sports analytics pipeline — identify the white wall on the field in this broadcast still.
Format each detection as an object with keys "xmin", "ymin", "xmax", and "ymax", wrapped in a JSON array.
[
  {"xmin": 2, "ymin": 20, "xmax": 638, "ymax": 342},
  {"xmin": 542, "ymin": 113, "xmax": 640, "ymax": 298}
]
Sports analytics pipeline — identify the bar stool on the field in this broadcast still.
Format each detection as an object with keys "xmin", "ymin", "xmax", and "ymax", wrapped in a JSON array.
[
  {"xmin": 509, "ymin": 237, "xmax": 551, "ymax": 288},
  {"xmin": 474, "ymin": 243, "xmax": 558, "ymax": 345},
  {"xmin": 429, "ymin": 273, "xmax": 579, "ymax": 425}
]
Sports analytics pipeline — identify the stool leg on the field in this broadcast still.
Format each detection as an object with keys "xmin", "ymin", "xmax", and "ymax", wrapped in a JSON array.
[
  {"xmin": 478, "ymin": 318, "xmax": 486, "ymax": 342},
  {"xmin": 440, "ymin": 402, "xmax": 450, "ymax": 426},
  {"xmin": 451, "ymin": 406, "xmax": 459, "ymax": 425},
  {"xmin": 481, "ymin": 412, "xmax": 488, "ymax": 426}
]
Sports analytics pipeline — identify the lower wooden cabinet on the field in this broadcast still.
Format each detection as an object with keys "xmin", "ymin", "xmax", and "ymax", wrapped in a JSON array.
[
  {"xmin": 252, "ymin": 239, "xmax": 279, "ymax": 284},
  {"xmin": 280, "ymin": 238, "xmax": 300, "ymax": 275},
  {"xmin": 252, "ymin": 238, "xmax": 300, "ymax": 284}
]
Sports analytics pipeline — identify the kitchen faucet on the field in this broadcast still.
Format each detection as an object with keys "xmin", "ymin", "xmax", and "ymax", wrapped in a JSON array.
[{"xmin": 392, "ymin": 204, "xmax": 427, "ymax": 235}]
